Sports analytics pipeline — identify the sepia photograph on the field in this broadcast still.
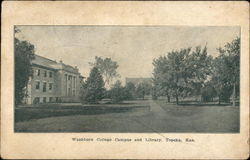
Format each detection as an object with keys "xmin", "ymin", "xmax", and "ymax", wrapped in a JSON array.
[
  {"xmin": 14, "ymin": 25, "xmax": 240, "ymax": 133},
  {"xmin": 1, "ymin": 1, "xmax": 249, "ymax": 159}
]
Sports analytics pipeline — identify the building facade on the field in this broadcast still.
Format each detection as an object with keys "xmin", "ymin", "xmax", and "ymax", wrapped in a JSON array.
[{"xmin": 24, "ymin": 55, "xmax": 84, "ymax": 104}]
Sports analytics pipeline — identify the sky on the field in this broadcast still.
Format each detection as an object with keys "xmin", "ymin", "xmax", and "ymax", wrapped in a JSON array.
[{"xmin": 16, "ymin": 26, "xmax": 240, "ymax": 83}]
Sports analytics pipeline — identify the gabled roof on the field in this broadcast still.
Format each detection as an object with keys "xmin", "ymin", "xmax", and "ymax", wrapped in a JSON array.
[
  {"xmin": 32, "ymin": 55, "xmax": 59, "ymax": 70},
  {"xmin": 31, "ymin": 54, "xmax": 80, "ymax": 74}
]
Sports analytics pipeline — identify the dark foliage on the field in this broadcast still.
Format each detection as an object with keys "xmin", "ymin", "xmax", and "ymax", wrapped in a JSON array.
[
  {"xmin": 201, "ymin": 84, "xmax": 217, "ymax": 102},
  {"xmin": 110, "ymin": 80, "xmax": 126, "ymax": 103},
  {"xmin": 89, "ymin": 56, "xmax": 120, "ymax": 88},
  {"xmin": 136, "ymin": 82, "xmax": 152, "ymax": 100},
  {"xmin": 80, "ymin": 67, "xmax": 105, "ymax": 104},
  {"xmin": 123, "ymin": 82, "xmax": 137, "ymax": 100},
  {"xmin": 152, "ymin": 37, "xmax": 240, "ymax": 105},
  {"xmin": 15, "ymin": 37, "xmax": 35, "ymax": 104}
]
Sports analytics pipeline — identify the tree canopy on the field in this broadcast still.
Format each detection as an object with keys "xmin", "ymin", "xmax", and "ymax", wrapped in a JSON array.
[
  {"xmin": 15, "ymin": 28, "xmax": 35, "ymax": 104},
  {"xmin": 188, "ymin": 46, "xmax": 213, "ymax": 99},
  {"xmin": 109, "ymin": 80, "xmax": 125, "ymax": 103},
  {"xmin": 124, "ymin": 82, "xmax": 137, "ymax": 100},
  {"xmin": 153, "ymin": 46, "xmax": 215, "ymax": 104},
  {"xmin": 89, "ymin": 56, "xmax": 120, "ymax": 88},
  {"xmin": 153, "ymin": 48, "xmax": 193, "ymax": 104},
  {"xmin": 80, "ymin": 67, "xmax": 105, "ymax": 104},
  {"xmin": 152, "ymin": 37, "xmax": 240, "ymax": 105},
  {"xmin": 136, "ymin": 82, "xmax": 152, "ymax": 100},
  {"xmin": 211, "ymin": 37, "xmax": 240, "ymax": 104}
]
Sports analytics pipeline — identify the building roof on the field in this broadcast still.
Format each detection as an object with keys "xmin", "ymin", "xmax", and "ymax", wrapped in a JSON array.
[
  {"xmin": 32, "ymin": 54, "xmax": 80, "ymax": 74},
  {"xmin": 32, "ymin": 55, "xmax": 58, "ymax": 70}
]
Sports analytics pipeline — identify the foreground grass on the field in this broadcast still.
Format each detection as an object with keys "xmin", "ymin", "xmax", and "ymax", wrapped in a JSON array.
[
  {"xmin": 151, "ymin": 100, "xmax": 240, "ymax": 132},
  {"xmin": 15, "ymin": 102, "xmax": 149, "ymax": 123},
  {"xmin": 15, "ymin": 100, "xmax": 239, "ymax": 133}
]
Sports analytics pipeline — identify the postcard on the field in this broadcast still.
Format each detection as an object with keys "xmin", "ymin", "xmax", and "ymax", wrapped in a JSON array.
[{"xmin": 1, "ymin": 1, "xmax": 249, "ymax": 159}]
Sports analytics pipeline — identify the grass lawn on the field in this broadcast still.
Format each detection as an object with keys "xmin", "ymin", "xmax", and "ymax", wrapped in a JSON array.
[
  {"xmin": 15, "ymin": 101, "xmax": 149, "ymax": 123},
  {"xmin": 151, "ymin": 100, "xmax": 239, "ymax": 132},
  {"xmin": 15, "ymin": 100, "xmax": 239, "ymax": 133}
]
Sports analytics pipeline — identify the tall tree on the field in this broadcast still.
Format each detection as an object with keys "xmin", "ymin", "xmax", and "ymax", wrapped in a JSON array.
[
  {"xmin": 211, "ymin": 56, "xmax": 229, "ymax": 104},
  {"xmin": 152, "ymin": 56, "xmax": 172, "ymax": 102},
  {"xmin": 136, "ymin": 82, "xmax": 152, "ymax": 100},
  {"xmin": 89, "ymin": 56, "xmax": 120, "ymax": 88},
  {"xmin": 167, "ymin": 48, "xmax": 193, "ymax": 104},
  {"xmin": 153, "ymin": 48, "xmax": 192, "ymax": 104},
  {"xmin": 212, "ymin": 37, "xmax": 240, "ymax": 105},
  {"xmin": 15, "ymin": 28, "xmax": 35, "ymax": 104},
  {"xmin": 188, "ymin": 46, "xmax": 213, "ymax": 101},
  {"xmin": 80, "ymin": 67, "xmax": 105, "ymax": 104}
]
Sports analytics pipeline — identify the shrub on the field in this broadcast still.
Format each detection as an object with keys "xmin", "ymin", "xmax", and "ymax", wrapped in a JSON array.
[
  {"xmin": 123, "ymin": 82, "xmax": 136, "ymax": 100},
  {"xmin": 110, "ymin": 81, "xmax": 126, "ymax": 103}
]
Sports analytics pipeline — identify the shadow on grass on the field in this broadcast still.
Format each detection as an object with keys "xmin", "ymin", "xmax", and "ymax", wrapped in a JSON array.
[
  {"xmin": 154, "ymin": 100, "xmax": 239, "ymax": 117},
  {"xmin": 157, "ymin": 100, "xmax": 237, "ymax": 107},
  {"xmin": 178, "ymin": 103, "xmax": 233, "ymax": 107},
  {"xmin": 15, "ymin": 104, "xmax": 150, "ymax": 123}
]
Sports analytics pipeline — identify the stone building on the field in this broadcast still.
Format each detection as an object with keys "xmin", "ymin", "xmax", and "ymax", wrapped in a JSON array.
[{"xmin": 24, "ymin": 55, "xmax": 84, "ymax": 104}]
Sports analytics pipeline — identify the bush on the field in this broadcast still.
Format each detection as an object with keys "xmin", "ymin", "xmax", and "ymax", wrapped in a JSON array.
[
  {"xmin": 123, "ymin": 82, "xmax": 136, "ymax": 100},
  {"xmin": 110, "ymin": 81, "xmax": 126, "ymax": 103}
]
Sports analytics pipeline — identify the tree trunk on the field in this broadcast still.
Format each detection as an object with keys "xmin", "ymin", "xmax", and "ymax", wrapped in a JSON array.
[
  {"xmin": 232, "ymin": 83, "xmax": 236, "ymax": 107},
  {"xmin": 167, "ymin": 96, "xmax": 170, "ymax": 103},
  {"xmin": 176, "ymin": 96, "xmax": 179, "ymax": 105},
  {"xmin": 218, "ymin": 96, "xmax": 221, "ymax": 105}
]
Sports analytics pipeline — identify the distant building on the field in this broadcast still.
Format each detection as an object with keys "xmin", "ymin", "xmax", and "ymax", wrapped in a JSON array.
[
  {"xmin": 125, "ymin": 77, "xmax": 152, "ymax": 86},
  {"xmin": 23, "ymin": 55, "xmax": 84, "ymax": 104}
]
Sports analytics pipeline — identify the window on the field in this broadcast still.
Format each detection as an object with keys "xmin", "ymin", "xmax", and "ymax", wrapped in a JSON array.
[
  {"xmin": 68, "ymin": 88, "xmax": 71, "ymax": 96},
  {"xmin": 43, "ymin": 82, "xmax": 47, "ymax": 92},
  {"xmin": 49, "ymin": 72, "xmax": 53, "ymax": 78},
  {"xmin": 43, "ymin": 97, "xmax": 46, "ymax": 103},
  {"xmin": 68, "ymin": 76, "xmax": 70, "ymax": 80},
  {"xmin": 73, "ymin": 77, "xmax": 76, "ymax": 88},
  {"xmin": 49, "ymin": 83, "xmax": 53, "ymax": 90},
  {"xmin": 49, "ymin": 97, "xmax": 52, "ymax": 102},
  {"xmin": 35, "ymin": 81, "xmax": 40, "ymax": 90},
  {"xmin": 33, "ymin": 97, "xmax": 40, "ymax": 104},
  {"xmin": 56, "ymin": 97, "xmax": 61, "ymax": 102},
  {"xmin": 36, "ymin": 69, "xmax": 40, "ymax": 76},
  {"xmin": 44, "ymin": 71, "xmax": 47, "ymax": 77},
  {"xmin": 73, "ymin": 90, "xmax": 75, "ymax": 96}
]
